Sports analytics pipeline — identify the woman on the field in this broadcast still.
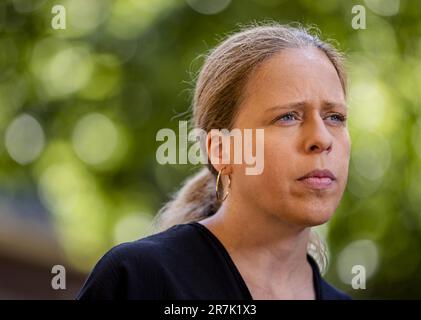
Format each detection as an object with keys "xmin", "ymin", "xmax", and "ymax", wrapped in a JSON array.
[{"xmin": 77, "ymin": 22, "xmax": 352, "ymax": 300}]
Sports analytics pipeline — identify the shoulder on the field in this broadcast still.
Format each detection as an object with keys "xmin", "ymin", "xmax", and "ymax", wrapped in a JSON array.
[
  {"xmin": 76, "ymin": 223, "xmax": 195, "ymax": 300},
  {"xmin": 320, "ymin": 278, "xmax": 353, "ymax": 300},
  {"xmin": 307, "ymin": 254, "xmax": 352, "ymax": 300},
  {"xmin": 108, "ymin": 222, "xmax": 199, "ymax": 264},
  {"xmin": 100, "ymin": 222, "xmax": 196, "ymax": 263}
]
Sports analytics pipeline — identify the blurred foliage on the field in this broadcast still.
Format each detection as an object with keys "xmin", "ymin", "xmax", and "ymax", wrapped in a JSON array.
[{"xmin": 0, "ymin": 0, "xmax": 420, "ymax": 299}]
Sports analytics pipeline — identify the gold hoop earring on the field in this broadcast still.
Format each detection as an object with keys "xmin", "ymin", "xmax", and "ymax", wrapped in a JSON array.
[{"xmin": 216, "ymin": 167, "xmax": 231, "ymax": 202}]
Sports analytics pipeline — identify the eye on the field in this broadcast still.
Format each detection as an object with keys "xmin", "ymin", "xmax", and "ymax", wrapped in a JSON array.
[
  {"xmin": 274, "ymin": 111, "xmax": 300, "ymax": 123},
  {"xmin": 326, "ymin": 113, "xmax": 347, "ymax": 123}
]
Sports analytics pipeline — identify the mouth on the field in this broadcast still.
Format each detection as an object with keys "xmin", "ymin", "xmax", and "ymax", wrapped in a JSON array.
[{"xmin": 297, "ymin": 169, "xmax": 336, "ymax": 190}]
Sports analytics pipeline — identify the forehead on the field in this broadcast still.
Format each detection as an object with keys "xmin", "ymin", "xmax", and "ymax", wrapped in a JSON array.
[{"xmin": 242, "ymin": 47, "xmax": 345, "ymax": 108}]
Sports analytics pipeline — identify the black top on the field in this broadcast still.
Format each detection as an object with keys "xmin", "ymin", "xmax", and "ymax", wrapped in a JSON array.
[{"xmin": 76, "ymin": 221, "xmax": 351, "ymax": 300}]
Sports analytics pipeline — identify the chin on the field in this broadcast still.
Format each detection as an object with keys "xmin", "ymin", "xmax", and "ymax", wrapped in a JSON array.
[
  {"xmin": 268, "ymin": 197, "xmax": 338, "ymax": 228},
  {"xmin": 302, "ymin": 205, "xmax": 335, "ymax": 226},
  {"xmin": 286, "ymin": 203, "xmax": 335, "ymax": 228},
  {"xmin": 306, "ymin": 214, "xmax": 332, "ymax": 227}
]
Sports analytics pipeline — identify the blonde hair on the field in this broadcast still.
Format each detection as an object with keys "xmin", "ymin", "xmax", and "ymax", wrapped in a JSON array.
[{"xmin": 151, "ymin": 22, "xmax": 347, "ymax": 274}]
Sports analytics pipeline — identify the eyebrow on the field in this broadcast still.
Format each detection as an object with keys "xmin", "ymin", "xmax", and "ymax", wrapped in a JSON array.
[{"xmin": 265, "ymin": 101, "xmax": 348, "ymax": 113}]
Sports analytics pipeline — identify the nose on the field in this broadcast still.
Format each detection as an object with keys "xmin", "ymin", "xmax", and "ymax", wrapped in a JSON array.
[{"xmin": 303, "ymin": 115, "xmax": 333, "ymax": 154}]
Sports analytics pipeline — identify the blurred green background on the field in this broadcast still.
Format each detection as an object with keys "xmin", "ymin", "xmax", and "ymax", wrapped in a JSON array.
[{"xmin": 0, "ymin": 0, "xmax": 420, "ymax": 299}]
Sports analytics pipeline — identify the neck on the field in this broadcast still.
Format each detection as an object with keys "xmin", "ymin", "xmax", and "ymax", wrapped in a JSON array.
[{"xmin": 199, "ymin": 196, "xmax": 314, "ymax": 299}]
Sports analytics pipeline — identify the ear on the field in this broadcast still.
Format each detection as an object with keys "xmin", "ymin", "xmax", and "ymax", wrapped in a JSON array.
[{"xmin": 206, "ymin": 129, "xmax": 233, "ymax": 175}]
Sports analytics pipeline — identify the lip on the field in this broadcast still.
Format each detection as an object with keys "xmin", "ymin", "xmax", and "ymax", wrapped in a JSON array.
[{"xmin": 297, "ymin": 169, "xmax": 336, "ymax": 190}]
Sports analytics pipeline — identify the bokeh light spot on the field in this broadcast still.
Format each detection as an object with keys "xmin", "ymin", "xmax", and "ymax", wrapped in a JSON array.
[
  {"xmin": 337, "ymin": 239, "xmax": 379, "ymax": 285},
  {"xmin": 72, "ymin": 113, "xmax": 119, "ymax": 166},
  {"xmin": 5, "ymin": 113, "xmax": 45, "ymax": 165},
  {"xmin": 186, "ymin": 0, "xmax": 231, "ymax": 15}
]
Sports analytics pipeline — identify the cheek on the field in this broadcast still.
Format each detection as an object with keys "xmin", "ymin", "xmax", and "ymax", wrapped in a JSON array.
[
  {"xmin": 328, "ymin": 134, "xmax": 351, "ymax": 197},
  {"xmin": 264, "ymin": 133, "xmax": 292, "ymax": 161},
  {"xmin": 261, "ymin": 138, "xmax": 295, "ymax": 188},
  {"xmin": 233, "ymin": 139, "xmax": 292, "ymax": 196},
  {"xmin": 337, "ymin": 133, "xmax": 351, "ymax": 171}
]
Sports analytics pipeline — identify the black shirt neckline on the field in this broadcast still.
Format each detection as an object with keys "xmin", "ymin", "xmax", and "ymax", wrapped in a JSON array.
[{"xmin": 188, "ymin": 221, "xmax": 322, "ymax": 300}]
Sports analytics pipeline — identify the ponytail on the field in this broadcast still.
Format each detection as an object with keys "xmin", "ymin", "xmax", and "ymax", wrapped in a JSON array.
[{"xmin": 151, "ymin": 167, "xmax": 219, "ymax": 233}]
